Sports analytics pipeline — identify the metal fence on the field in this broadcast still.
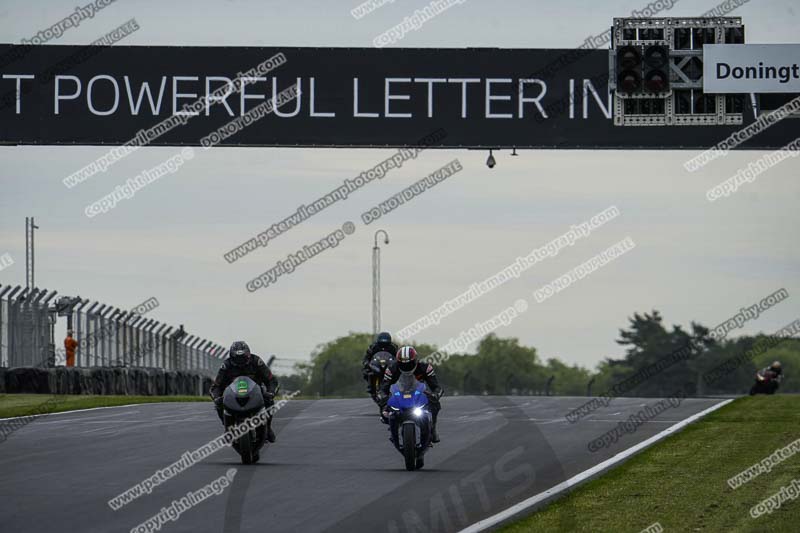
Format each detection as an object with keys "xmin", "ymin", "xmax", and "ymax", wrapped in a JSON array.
[
  {"xmin": 0, "ymin": 285, "xmax": 56, "ymax": 368},
  {"xmin": 0, "ymin": 284, "xmax": 226, "ymax": 376}
]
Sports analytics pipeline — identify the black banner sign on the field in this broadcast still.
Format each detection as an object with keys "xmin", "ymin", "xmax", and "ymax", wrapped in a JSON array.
[{"xmin": 0, "ymin": 45, "xmax": 795, "ymax": 149}]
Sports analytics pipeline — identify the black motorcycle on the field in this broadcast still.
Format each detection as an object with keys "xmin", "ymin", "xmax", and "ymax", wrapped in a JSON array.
[
  {"xmin": 367, "ymin": 351, "xmax": 395, "ymax": 406},
  {"xmin": 223, "ymin": 375, "xmax": 268, "ymax": 464}
]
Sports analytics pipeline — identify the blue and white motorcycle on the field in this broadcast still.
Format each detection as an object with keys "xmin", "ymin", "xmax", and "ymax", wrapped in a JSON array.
[{"xmin": 386, "ymin": 372, "xmax": 433, "ymax": 471}]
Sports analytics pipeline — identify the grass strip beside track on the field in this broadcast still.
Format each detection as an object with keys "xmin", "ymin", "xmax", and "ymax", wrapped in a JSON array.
[
  {"xmin": 501, "ymin": 396, "xmax": 800, "ymax": 533},
  {"xmin": 0, "ymin": 393, "xmax": 209, "ymax": 419}
]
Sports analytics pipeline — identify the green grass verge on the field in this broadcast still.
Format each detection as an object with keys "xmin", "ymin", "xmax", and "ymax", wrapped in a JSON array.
[
  {"xmin": 0, "ymin": 394, "xmax": 209, "ymax": 419},
  {"xmin": 501, "ymin": 396, "xmax": 800, "ymax": 533}
]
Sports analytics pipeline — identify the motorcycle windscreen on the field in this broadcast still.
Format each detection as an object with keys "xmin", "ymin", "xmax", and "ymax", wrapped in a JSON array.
[
  {"xmin": 223, "ymin": 375, "xmax": 265, "ymax": 412},
  {"xmin": 388, "ymin": 372, "xmax": 428, "ymax": 410},
  {"xmin": 370, "ymin": 351, "xmax": 394, "ymax": 373}
]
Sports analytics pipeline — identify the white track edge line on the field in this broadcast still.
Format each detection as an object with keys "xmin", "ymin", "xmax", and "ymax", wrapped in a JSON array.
[
  {"xmin": 0, "ymin": 401, "xmax": 208, "ymax": 423},
  {"xmin": 458, "ymin": 398, "xmax": 735, "ymax": 533}
]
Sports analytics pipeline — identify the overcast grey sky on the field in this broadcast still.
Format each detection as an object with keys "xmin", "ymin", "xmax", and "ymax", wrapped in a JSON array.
[{"xmin": 1, "ymin": 0, "xmax": 798, "ymax": 373}]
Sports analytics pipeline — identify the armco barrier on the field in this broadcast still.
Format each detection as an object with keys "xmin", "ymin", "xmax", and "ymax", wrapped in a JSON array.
[{"xmin": 2, "ymin": 366, "xmax": 214, "ymax": 396}]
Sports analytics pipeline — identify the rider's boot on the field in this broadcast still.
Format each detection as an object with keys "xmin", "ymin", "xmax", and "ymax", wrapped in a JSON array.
[{"xmin": 266, "ymin": 417, "xmax": 276, "ymax": 443}]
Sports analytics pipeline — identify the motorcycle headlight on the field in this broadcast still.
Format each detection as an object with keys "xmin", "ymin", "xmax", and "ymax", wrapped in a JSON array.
[{"xmin": 412, "ymin": 407, "xmax": 423, "ymax": 417}]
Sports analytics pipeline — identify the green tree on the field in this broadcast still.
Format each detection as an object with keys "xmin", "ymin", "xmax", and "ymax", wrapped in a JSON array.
[
  {"xmin": 608, "ymin": 311, "xmax": 713, "ymax": 397},
  {"xmin": 298, "ymin": 332, "xmax": 373, "ymax": 396}
]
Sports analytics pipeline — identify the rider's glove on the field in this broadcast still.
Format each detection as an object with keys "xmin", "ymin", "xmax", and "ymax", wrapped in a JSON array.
[{"xmin": 376, "ymin": 392, "xmax": 388, "ymax": 407}]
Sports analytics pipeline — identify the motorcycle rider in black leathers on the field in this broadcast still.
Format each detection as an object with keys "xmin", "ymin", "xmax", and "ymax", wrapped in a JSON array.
[
  {"xmin": 210, "ymin": 341, "xmax": 279, "ymax": 442},
  {"xmin": 378, "ymin": 346, "xmax": 443, "ymax": 443},
  {"xmin": 362, "ymin": 331, "xmax": 399, "ymax": 397}
]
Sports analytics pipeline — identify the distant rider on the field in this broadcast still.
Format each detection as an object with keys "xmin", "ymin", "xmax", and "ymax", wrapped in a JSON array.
[
  {"xmin": 210, "ymin": 341, "xmax": 279, "ymax": 442},
  {"xmin": 757, "ymin": 360, "xmax": 784, "ymax": 387},
  {"xmin": 378, "ymin": 346, "xmax": 443, "ymax": 443},
  {"xmin": 362, "ymin": 331, "xmax": 399, "ymax": 397}
]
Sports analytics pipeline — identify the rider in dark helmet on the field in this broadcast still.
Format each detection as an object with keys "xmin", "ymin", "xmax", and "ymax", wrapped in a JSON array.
[
  {"xmin": 362, "ymin": 331, "xmax": 399, "ymax": 396},
  {"xmin": 209, "ymin": 341, "xmax": 279, "ymax": 442},
  {"xmin": 378, "ymin": 345, "xmax": 443, "ymax": 443}
]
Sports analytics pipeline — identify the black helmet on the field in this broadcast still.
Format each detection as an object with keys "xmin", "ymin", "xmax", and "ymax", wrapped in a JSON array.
[
  {"xmin": 229, "ymin": 341, "xmax": 251, "ymax": 366},
  {"xmin": 376, "ymin": 331, "xmax": 393, "ymax": 345}
]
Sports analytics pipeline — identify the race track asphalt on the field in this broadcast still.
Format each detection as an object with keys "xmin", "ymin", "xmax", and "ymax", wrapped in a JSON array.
[{"xmin": 0, "ymin": 395, "xmax": 727, "ymax": 533}]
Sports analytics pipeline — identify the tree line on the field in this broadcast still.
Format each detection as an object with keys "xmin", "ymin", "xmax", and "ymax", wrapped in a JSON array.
[{"xmin": 275, "ymin": 310, "xmax": 799, "ymax": 397}]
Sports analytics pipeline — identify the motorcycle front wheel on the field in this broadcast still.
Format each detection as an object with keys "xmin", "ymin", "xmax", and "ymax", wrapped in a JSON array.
[
  {"xmin": 403, "ymin": 424, "xmax": 417, "ymax": 471},
  {"xmin": 239, "ymin": 430, "xmax": 256, "ymax": 465}
]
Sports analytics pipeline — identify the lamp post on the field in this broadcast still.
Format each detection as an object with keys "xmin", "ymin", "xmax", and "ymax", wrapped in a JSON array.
[
  {"xmin": 372, "ymin": 230, "xmax": 389, "ymax": 335},
  {"xmin": 25, "ymin": 217, "xmax": 39, "ymax": 289}
]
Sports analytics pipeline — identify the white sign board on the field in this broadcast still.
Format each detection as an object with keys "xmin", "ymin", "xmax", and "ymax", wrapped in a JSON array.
[{"xmin": 703, "ymin": 44, "xmax": 800, "ymax": 93}]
